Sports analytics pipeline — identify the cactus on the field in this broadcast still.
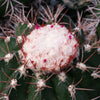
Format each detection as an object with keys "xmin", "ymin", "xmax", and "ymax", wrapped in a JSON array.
[{"xmin": 0, "ymin": 0, "xmax": 100, "ymax": 100}]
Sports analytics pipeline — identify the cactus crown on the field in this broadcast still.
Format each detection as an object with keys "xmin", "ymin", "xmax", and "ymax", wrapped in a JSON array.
[{"xmin": 0, "ymin": 0, "xmax": 100, "ymax": 100}]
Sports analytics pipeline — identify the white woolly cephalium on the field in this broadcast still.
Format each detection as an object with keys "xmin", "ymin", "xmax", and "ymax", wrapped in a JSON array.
[{"xmin": 22, "ymin": 23, "xmax": 78, "ymax": 72}]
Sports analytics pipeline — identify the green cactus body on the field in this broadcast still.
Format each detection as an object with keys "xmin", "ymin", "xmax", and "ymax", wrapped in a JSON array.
[{"xmin": 0, "ymin": 1, "xmax": 100, "ymax": 100}]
